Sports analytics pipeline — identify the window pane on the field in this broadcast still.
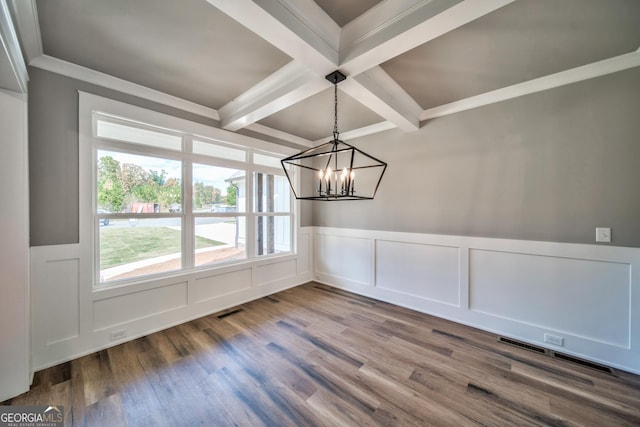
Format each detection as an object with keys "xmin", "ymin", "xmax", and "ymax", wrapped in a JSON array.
[
  {"xmin": 99, "ymin": 217, "xmax": 182, "ymax": 282},
  {"xmin": 256, "ymin": 215, "xmax": 291, "ymax": 256},
  {"xmin": 254, "ymin": 152, "xmax": 282, "ymax": 168},
  {"xmin": 194, "ymin": 217, "xmax": 247, "ymax": 267},
  {"xmin": 193, "ymin": 140, "xmax": 246, "ymax": 162},
  {"xmin": 97, "ymin": 150, "xmax": 182, "ymax": 213},
  {"xmin": 193, "ymin": 163, "xmax": 245, "ymax": 212},
  {"xmin": 96, "ymin": 119, "xmax": 182, "ymax": 151},
  {"xmin": 254, "ymin": 172, "xmax": 290, "ymax": 213}
]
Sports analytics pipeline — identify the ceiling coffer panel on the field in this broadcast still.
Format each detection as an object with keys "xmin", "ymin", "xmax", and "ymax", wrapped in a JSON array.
[
  {"xmin": 36, "ymin": 0, "xmax": 291, "ymax": 109},
  {"xmin": 381, "ymin": 0, "xmax": 640, "ymax": 109}
]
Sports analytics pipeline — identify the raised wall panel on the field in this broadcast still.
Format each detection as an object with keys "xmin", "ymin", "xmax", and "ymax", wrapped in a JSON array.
[
  {"xmin": 195, "ymin": 269, "xmax": 251, "ymax": 303},
  {"xmin": 93, "ymin": 282, "xmax": 188, "ymax": 331},
  {"xmin": 316, "ymin": 233, "xmax": 371, "ymax": 285},
  {"xmin": 297, "ymin": 232, "xmax": 311, "ymax": 275},
  {"xmin": 256, "ymin": 260, "xmax": 297, "ymax": 286},
  {"xmin": 376, "ymin": 240, "xmax": 460, "ymax": 306},
  {"xmin": 469, "ymin": 249, "xmax": 630, "ymax": 348},
  {"xmin": 44, "ymin": 259, "xmax": 80, "ymax": 343}
]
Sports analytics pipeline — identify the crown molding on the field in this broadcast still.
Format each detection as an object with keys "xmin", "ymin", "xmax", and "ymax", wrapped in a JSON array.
[
  {"xmin": 7, "ymin": 0, "xmax": 42, "ymax": 63},
  {"xmin": 421, "ymin": 50, "xmax": 640, "ymax": 121},
  {"xmin": 0, "ymin": 0, "xmax": 28, "ymax": 93},
  {"xmin": 246, "ymin": 123, "xmax": 313, "ymax": 148},
  {"xmin": 30, "ymin": 55, "xmax": 221, "ymax": 121}
]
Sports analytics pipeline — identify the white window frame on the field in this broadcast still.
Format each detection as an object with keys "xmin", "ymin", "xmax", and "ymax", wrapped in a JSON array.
[{"xmin": 79, "ymin": 92, "xmax": 299, "ymax": 289}]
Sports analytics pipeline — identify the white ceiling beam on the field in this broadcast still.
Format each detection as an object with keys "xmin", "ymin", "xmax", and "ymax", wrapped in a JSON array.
[
  {"xmin": 211, "ymin": 0, "xmax": 516, "ymax": 136},
  {"xmin": 219, "ymin": 60, "xmax": 330, "ymax": 131},
  {"xmin": 335, "ymin": 0, "xmax": 514, "ymax": 135},
  {"xmin": 421, "ymin": 50, "xmax": 640, "ymax": 121},
  {"xmin": 246, "ymin": 123, "xmax": 313, "ymax": 148},
  {"xmin": 206, "ymin": 0, "xmax": 339, "ymax": 72},
  {"xmin": 208, "ymin": 0, "xmax": 342, "ymax": 131},
  {"xmin": 342, "ymin": 66, "xmax": 422, "ymax": 131},
  {"xmin": 340, "ymin": 0, "xmax": 515, "ymax": 76},
  {"xmin": 314, "ymin": 121, "xmax": 397, "ymax": 144}
]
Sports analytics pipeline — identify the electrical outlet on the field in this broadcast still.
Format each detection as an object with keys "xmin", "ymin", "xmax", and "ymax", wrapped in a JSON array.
[
  {"xmin": 544, "ymin": 333, "xmax": 564, "ymax": 347},
  {"xmin": 110, "ymin": 328, "xmax": 127, "ymax": 341},
  {"xmin": 596, "ymin": 227, "xmax": 611, "ymax": 243}
]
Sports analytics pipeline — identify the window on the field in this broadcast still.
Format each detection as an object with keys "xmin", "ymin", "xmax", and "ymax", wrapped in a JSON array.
[
  {"xmin": 254, "ymin": 171, "xmax": 291, "ymax": 256},
  {"xmin": 192, "ymin": 163, "xmax": 247, "ymax": 267},
  {"xmin": 91, "ymin": 112, "xmax": 293, "ymax": 286}
]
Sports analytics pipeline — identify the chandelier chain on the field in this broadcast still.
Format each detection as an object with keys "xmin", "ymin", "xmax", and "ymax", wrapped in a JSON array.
[{"xmin": 333, "ymin": 83, "xmax": 339, "ymax": 141}]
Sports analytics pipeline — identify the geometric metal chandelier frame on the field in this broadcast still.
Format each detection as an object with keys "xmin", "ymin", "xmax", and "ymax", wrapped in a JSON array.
[{"xmin": 281, "ymin": 70, "xmax": 387, "ymax": 201}]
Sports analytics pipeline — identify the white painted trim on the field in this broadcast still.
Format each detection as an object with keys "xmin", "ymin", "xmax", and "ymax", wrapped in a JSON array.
[
  {"xmin": 219, "ymin": 61, "xmax": 327, "ymax": 131},
  {"xmin": 313, "ymin": 226, "xmax": 640, "ymax": 374},
  {"xmin": 7, "ymin": 0, "xmax": 42, "ymax": 63},
  {"xmin": 30, "ymin": 55, "xmax": 221, "ymax": 121},
  {"xmin": 205, "ymin": 0, "xmax": 336, "ymax": 71},
  {"xmin": 246, "ymin": 123, "xmax": 313, "ymax": 148},
  {"xmin": 313, "ymin": 121, "xmax": 396, "ymax": 144},
  {"xmin": 343, "ymin": 65, "xmax": 422, "ymax": 131},
  {"xmin": 0, "ymin": 0, "xmax": 28, "ymax": 93},
  {"xmin": 264, "ymin": 0, "xmax": 341, "ymax": 57},
  {"xmin": 78, "ymin": 91, "xmax": 300, "ymax": 156},
  {"xmin": 421, "ymin": 50, "xmax": 640, "ymax": 121},
  {"xmin": 340, "ymin": 0, "xmax": 514, "ymax": 75}
]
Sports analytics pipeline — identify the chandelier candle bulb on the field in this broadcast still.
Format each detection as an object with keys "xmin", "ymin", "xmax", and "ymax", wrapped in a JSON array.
[
  {"xmin": 350, "ymin": 170, "xmax": 355, "ymax": 195},
  {"xmin": 318, "ymin": 170, "xmax": 324, "ymax": 193},
  {"xmin": 326, "ymin": 167, "xmax": 331, "ymax": 194}
]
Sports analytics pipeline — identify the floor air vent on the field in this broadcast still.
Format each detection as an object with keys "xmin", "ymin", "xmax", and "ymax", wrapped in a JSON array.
[
  {"xmin": 498, "ymin": 336, "xmax": 548, "ymax": 354},
  {"xmin": 552, "ymin": 352, "xmax": 615, "ymax": 374},
  {"xmin": 217, "ymin": 308, "xmax": 243, "ymax": 319},
  {"xmin": 498, "ymin": 336, "xmax": 615, "ymax": 374}
]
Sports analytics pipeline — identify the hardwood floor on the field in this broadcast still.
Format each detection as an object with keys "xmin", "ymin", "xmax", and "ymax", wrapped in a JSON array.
[{"xmin": 4, "ymin": 282, "xmax": 640, "ymax": 426}]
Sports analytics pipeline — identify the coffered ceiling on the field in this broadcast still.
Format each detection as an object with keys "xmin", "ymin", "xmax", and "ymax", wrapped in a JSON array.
[{"xmin": 6, "ymin": 0, "xmax": 640, "ymax": 147}]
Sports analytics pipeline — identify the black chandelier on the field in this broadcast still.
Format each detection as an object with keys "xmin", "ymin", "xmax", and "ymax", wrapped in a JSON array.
[{"xmin": 281, "ymin": 71, "xmax": 387, "ymax": 201}]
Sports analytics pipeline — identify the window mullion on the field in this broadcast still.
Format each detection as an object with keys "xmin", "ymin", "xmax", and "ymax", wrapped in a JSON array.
[
  {"xmin": 184, "ymin": 136, "xmax": 194, "ymax": 269},
  {"xmin": 246, "ymin": 155, "xmax": 256, "ymax": 259}
]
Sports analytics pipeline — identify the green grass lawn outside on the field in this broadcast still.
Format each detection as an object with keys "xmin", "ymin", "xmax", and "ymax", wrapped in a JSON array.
[{"xmin": 100, "ymin": 226, "xmax": 225, "ymax": 269}]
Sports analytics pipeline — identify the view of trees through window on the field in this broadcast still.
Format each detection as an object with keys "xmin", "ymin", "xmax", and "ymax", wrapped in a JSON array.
[{"xmin": 93, "ymin": 115, "xmax": 291, "ymax": 286}]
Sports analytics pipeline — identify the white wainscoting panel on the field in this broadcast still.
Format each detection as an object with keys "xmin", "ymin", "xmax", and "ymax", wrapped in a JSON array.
[
  {"xmin": 469, "ymin": 249, "xmax": 631, "ymax": 348},
  {"xmin": 44, "ymin": 258, "xmax": 81, "ymax": 343},
  {"xmin": 315, "ymin": 233, "xmax": 372, "ymax": 286},
  {"xmin": 93, "ymin": 282, "xmax": 188, "ymax": 331},
  {"xmin": 297, "ymin": 232, "xmax": 311, "ymax": 275},
  {"xmin": 376, "ymin": 240, "xmax": 460, "ymax": 307},
  {"xmin": 30, "ymin": 228, "xmax": 313, "ymax": 371},
  {"xmin": 313, "ymin": 227, "xmax": 640, "ymax": 374},
  {"xmin": 195, "ymin": 268, "xmax": 252, "ymax": 303},
  {"xmin": 255, "ymin": 259, "xmax": 297, "ymax": 286}
]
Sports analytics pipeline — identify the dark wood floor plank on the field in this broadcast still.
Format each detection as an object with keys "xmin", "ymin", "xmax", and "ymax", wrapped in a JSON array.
[{"xmin": 6, "ymin": 282, "xmax": 640, "ymax": 426}]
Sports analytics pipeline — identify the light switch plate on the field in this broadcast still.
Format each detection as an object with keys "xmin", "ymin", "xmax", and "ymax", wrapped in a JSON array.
[{"xmin": 596, "ymin": 227, "xmax": 611, "ymax": 243}]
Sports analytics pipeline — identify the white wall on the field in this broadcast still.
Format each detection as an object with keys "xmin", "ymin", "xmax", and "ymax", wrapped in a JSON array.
[
  {"xmin": 314, "ymin": 226, "xmax": 640, "ymax": 374},
  {"xmin": 30, "ymin": 228, "xmax": 312, "ymax": 370},
  {"xmin": 0, "ymin": 89, "xmax": 30, "ymax": 401}
]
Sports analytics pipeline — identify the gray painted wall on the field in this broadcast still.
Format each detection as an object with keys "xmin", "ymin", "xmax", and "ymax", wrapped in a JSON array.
[
  {"xmin": 28, "ymin": 67, "xmax": 308, "ymax": 246},
  {"xmin": 312, "ymin": 68, "xmax": 640, "ymax": 248},
  {"xmin": 29, "ymin": 66, "xmax": 640, "ymax": 247}
]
